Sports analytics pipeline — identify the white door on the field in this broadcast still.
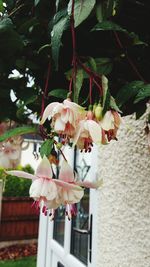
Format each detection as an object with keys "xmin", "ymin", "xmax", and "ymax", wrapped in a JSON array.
[{"xmin": 37, "ymin": 146, "xmax": 98, "ymax": 267}]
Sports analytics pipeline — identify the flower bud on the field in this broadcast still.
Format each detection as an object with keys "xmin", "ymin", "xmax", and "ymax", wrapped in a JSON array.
[{"xmin": 94, "ymin": 104, "xmax": 103, "ymax": 121}]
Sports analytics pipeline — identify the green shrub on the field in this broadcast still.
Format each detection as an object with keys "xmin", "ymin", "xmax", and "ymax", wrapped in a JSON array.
[{"xmin": 1, "ymin": 165, "xmax": 34, "ymax": 197}]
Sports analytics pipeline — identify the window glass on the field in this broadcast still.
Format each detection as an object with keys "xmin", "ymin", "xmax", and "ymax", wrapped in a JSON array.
[
  {"xmin": 71, "ymin": 188, "xmax": 89, "ymax": 264},
  {"xmin": 53, "ymin": 205, "xmax": 65, "ymax": 246}
]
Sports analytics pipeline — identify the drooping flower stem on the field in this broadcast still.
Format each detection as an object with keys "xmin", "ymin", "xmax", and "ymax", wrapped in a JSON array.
[
  {"xmin": 89, "ymin": 77, "xmax": 93, "ymax": 104},
  {"xmin": 54, "ymin": 140, "xmax": 67, "ymax": 161},
  {"xmin": 77, "ymin": 58, "xmax": 103, "ymax": 96}
]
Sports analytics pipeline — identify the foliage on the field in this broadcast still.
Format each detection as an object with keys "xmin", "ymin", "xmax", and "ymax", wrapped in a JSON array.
[
  {"xmin": 0, "ymin": 256, "xmax": 36, "ymax": 267},
  {"xmin": 2, "ymin": 165, "xmax": 34, "ymax": 197},
  {"xmin": 0, "ymin": 0, "xmax": 149, "ymax": 130}
]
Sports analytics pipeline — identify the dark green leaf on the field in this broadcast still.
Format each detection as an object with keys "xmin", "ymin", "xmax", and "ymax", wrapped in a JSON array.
[
  {"xmin": 40, "ymin": 139, "xmax": 54, "ymax": 158},
  {"xmin": 92, "ymin": 20, "xmax": 127, "ymax": 32},
  {"xmin": 73, "ymin": 69, "xmax": 84, "ymax": 103},
  {"xmin": 0, "ymin": 18, "xmax": 13, "ymax": 33},
  {"xmin": 48, "ymin": 89, "xmax": 68, "ymax": 99},
  {"xmin": 68, "ymin": 0, "xmax": 96, "ymax": 27},
  {"xmin": 95, "ymin": 58, "xmax": 113, "ymax": 75},
  {"xmin": 34, "ymin": 0, "xmax": 40, "ymax": 6},
  {"xmin": 51, "ymin": 15, "xmax": 69, "ymax": 70},
  {"xmin": 116, "ymin": 81, "xmax": 145, "ymax": 107},
  {"xmin": 0, "ymin": 126, "xmax": 37, "ymax": 142},
  {"xmin": 134, "ymin": 84, "xmax": 150, "ymax": 103}
]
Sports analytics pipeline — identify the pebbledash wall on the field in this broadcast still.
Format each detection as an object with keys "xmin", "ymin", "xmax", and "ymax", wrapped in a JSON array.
[{"xmin": 94, "ymin": 110, "xmax": 150, "ymax": 267}]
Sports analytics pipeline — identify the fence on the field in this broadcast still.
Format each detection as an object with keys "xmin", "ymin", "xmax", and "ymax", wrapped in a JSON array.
[{"xmin": 0, "ymin": 197, "xmax": 39, "ymax": 241}]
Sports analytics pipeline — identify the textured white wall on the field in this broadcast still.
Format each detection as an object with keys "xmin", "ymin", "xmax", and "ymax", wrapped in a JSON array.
[{"xmin": 96, "ymin": 111, "xmax": 150, "ymax": 267}]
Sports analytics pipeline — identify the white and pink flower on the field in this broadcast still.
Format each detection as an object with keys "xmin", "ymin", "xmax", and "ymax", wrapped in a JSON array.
[
  {"xmin": 72, "ymin": 119, "xmax": 102, "ymax": 151},
  {"xmin": 40, "ymin": 99, "xmax": 86, "ymax": 138}
]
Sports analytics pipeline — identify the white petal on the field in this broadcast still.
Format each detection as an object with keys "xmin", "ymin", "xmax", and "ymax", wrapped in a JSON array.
[
  {"xmin": 29, "ymin": 179, "xmax": 43, "ymax": 199},
  {"xmin": 54, "ymin": 117, "xmax": 65, "ymax": 132},
  {"xmin": 41, "ymin": 179, "xmax": 58, "ymax": 200},
  {"xmin": 59, "ymin": 160, "xmax": 74, "ymax": 182},
  {"xmin": 87, "ymin": 120, "xmax": 102, "ymax": 144},
  {"xmin": 40, "ymin": 102, "xmax": 59, "ymax": 124},
  {"xmin": 36, "ymin": 156, "xmax": 52, "ymax": 178},
  {"xmin": 100, "ymin": 111, "xmax": 114, "ymax": 131}
]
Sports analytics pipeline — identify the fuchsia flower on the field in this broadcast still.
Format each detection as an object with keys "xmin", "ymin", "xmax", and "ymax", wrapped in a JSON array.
[
  {"xmin": 6, "ymin": 156, "xmax": 84, "ymax": 218},
  {"xmin": 0, "ymin": 136, "xmax": 22, "ymax": 169},
  {"xmin": 100, "ymin": 110, "xmax": 121, "ymax": 141},
  {"xmin": 72, "ymin": 119, "xmax": 102, "ymax": 151},
  {"xmin": 6, "ymin": 156, "xmax": 61, "ymax": 210},
  {"xmin": 40, "ymin": 99, "xmax": 86, "ymax": 138}
]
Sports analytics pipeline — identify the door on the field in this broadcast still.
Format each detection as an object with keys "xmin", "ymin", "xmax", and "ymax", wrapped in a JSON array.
[{"xmin": 37, "ymin": 146, "xmax": 98, "ymax": 267}]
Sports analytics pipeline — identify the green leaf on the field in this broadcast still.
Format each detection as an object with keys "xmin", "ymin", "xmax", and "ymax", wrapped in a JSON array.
[
  {"xmin": 116, "ymin": 81, "xmax": 145, "ymax": 107},
  {"xmin": 34, "ymin": 0, "xmax": 40, "ymax": 6},
  {"xmin": 0, "ymin": 18, "xmax": 13, "ymax": 33},
  {"xmin": 73, "ymin": 69, "xmax": 84, "ymax": 103},
  {"xmin": 48, "ymin": 89, "xmax": 68, "ymax": 99},
  {"xmin": 110, "ymin": 96, "xmax": 122, "ymax": 113},
  {"xmin": 95, "ymin": 58, "xmax": 113, "ymax": 75},
  {"xmin": 51, "ymin": 15, "xmax": 69, "ymax": 70},
  {"xmin": 92, "ymin": 20, "xmax": 127, "ymax": 32},
  {"xmin": 0, "ymin": 126, "xmax": 37, "ymax": 142},
  {"xmin": 0, "ymin": 0, "xmax": 4, "ymax": 12},
  {"xmin": 40, "ymin": 139, "xmax": 54, "ymax": 158},
  {"xmin": 68, "ymin": 0, "xmax": 96, "ymax": 27},
  {"xmin": 134, "ymin": 84, "xmax": 150, "ymax": 103}
]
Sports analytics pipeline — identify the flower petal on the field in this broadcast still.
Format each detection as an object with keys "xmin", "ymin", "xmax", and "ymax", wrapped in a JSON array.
[
  {"xmin": 40, "ymin": 102, "xmax": 59, "ymax": 124},
  {"xmin": 55, "ymin": 179, "xmax": 83, "ymax": 191},
  {"xmin": 36, "ymin": 156, "xmax": 52, "ymax": 178},
  {"xmin": 41, "ymin": 179, "xmax": 58, "ymax": 200},
  {"xmin": 6, "ymin": 170, "xmax": 37, "ymax": 180},
  {"xmin": 100, "ymin": 111, "xmax": 114, "ymax": 131},
  {"xmin": 59, "ymin": 160, "xmax": 74, "ymax": 183},
  {"xmin": 54, "ymin": 117, "xmax": 65, "ymax": 132},
  {"xmin": 87, "ymin": 120, "xmax": 102, "ymax": 144},
  {"xmin": 72, "ymin": 121, "xmax": 84, "ymax": 146}
]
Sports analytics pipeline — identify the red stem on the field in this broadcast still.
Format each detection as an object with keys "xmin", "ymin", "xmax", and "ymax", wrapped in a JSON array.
[
  {"xmin": 113, "ymin": 31, "xmax": 146, "ymax": 83},
  {"xmin": 54, "ymin": 140, "xmax": 67, "ymax": 161},
  {"xmin": 89, "ymin": 77, "xmax": 93, "ymax": 104}
]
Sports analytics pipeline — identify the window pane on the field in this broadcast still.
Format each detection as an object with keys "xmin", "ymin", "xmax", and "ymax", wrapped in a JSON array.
[
  {"xmin": 53, "ymin": 205, "xmax": 65, "ymax": 246},
  {"xmin": 71, "ymin": 189, "xmax": 89, "ymax": 264}
]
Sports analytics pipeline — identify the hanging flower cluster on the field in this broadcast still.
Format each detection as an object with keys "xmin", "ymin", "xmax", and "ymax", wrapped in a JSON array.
[
  {"xmin": 6, "ymin": 156, "xmax": 102, "ymax": 219},
  {"xmin": 40, "ymin": 76, "xmax": 121, "ymax": 152},
  {"xmin": 0, "ymin": 122, "xmax": 23, "ymax": 169}
]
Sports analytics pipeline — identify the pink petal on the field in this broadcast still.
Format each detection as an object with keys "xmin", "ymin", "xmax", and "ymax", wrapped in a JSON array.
[
  {"xmin": 55, "ymin": 179, "xmax": 83, "ymax": 191},
  {"xmin": 61, "ymin": 108, "xmax": 70, "ymax": 123},
  {"xmin": 6, "ymin": 170, "xmax": 37, "ymax": 180},
  {"xmin": 36, "ymin": 156, "xmax": 52, "ymax": 178},
  {"xmin": 40, "ymin": 102, "xmax": 59, "ymax": 124},
  {"xmin": 59, "ymin": 160, "xmax": 74, "ymax": 182}
]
